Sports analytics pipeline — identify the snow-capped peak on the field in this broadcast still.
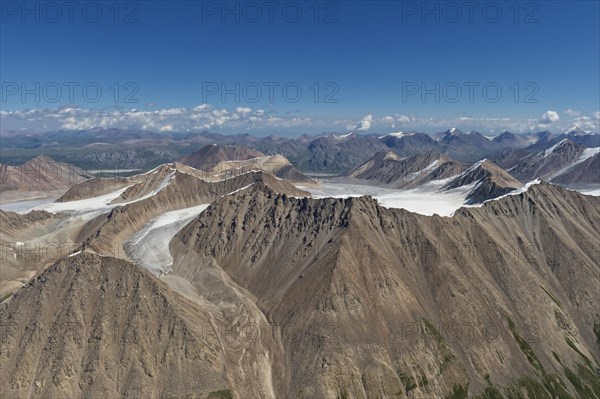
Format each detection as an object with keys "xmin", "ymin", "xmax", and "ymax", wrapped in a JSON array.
[
  {"xmin": 565, "ymin": 125, "xmax": 590, "ymax": 135},
  {"xmin": 449, "ymin": 127, "xmax": 458, "ymax": 133},
  {"xmin": 463, "ymin": 159, "xmax": 487, "ymax": 174}
]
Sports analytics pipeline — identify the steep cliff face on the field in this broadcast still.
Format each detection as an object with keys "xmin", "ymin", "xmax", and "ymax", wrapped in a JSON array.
[{"xmin": 170, "ymin": 182, "xmax": 599, "ymax": 398}]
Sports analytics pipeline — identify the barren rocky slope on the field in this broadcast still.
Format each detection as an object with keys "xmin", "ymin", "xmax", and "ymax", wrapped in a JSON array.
[
  {"xmin": 347, "ymin": 151, "xmax": 466, "ymax": 188},
  {"xmin": 0, "ymin": 253, "xmax": 229, "ymax": 399},
  {"xmin": 179, "ymin": 144, "xmax": 264, "ymax": 168},
  {"xmin": 57, "ymin": 177, "xmax": 132, "ymax": 202},
  {"xmin": 76, "ymin": 167, "xmax": 309, "ymax": 257},
  {"xmin": 169, "ymin": 182, "xmax": 599, "ymax": 398},
  {"xmin": 0, "ymin": 155, "xmax": 88, "ymax": 193},
  {"xmin": 0, "ymin": 210, "xmax": 70, "ymax": 299},
  {"xmin": 180, "ymin": 145, "xmax": 315, "ymax": 184},
  {"xmin": 443, "ymin": 159, "xmax": 523, "ymax": 204},
  {"xmin": 550, "ymin": 152, "xmax": 600, "ymax": 187},
  {"xmin": 509, "ymin": 139, "xmax": 588, "ymax": 182}
]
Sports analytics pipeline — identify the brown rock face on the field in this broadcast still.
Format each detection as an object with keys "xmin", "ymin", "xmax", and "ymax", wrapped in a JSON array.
[
  {"xmin": 180, "ymin": 145, "xmax": 315, "ymax": 184},
  {"xmin": 509, "ymin": 139, "xmax": 587, "ymax": 182},
  {"xmin": 347, "ymin": 150, "xmax": 466, "ymax": 188},
  {"xmin": 443, "ymin": 159, "xmax": 522, "ymax": 204},
  {"xmin": 0, "ymin": 155, "xmax": 88, "ymax": 193},
  {"xmin": 76, "ymin": 169, "xmax": 310, "ymax": 257},
  {"xmin": 551, "ymin": 152, "xmax": 600, "ymax": 185},
  {"xmin": 179, "ymin": 144, "xmax": 265, "ymax": 169},
  {"xmin": 0, "ymin": 253, "xmax": 228, "ymax": 399}
]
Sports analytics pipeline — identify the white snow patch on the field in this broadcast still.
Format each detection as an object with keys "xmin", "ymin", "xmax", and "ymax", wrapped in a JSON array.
[
  {"xmin": 221, "ymin": 156, "xmax": 272, "ymax": 163},
  {"xmin": 226, "ymin": 183, "xmax": 255, "ymax": 196},
  {"xmin": 542, "ymin": 139, "xmax": 568, "ymax": 157},
  {"xmin": 26, "ymin": 185, "xmax": 132, "ymax": 216},
  {"xmin": 137, "ymin": 170, "xmax": 177, "ymax": 200},
  {"xmin": 378, "ymin": 131, "xmax": 414, "ymax": 139},
  {"xmin": 575, "ymin": 187, "xmax": 600, "ymax": 196},
  {"xmin": 299, "ymin": 181, "xmax": 476, "ymax": 217},
  {"xmin": 210, "ymin": 169, "xmax": 264, "ymax": 182},
  {"xmin": 124, "ymin": 204, "xmax": 210, "ymax": 276},
  {"xmin": 405, "ymin": 160, "xmax": 440, "ymax": 182},
  {"xmin": 463, "ymin": 159, "xmax": 486, "ymax": 174}
]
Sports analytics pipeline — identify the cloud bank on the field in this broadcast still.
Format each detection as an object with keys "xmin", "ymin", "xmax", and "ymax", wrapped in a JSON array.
[{"xmin": 1, "ymin": 105, "xmax": 598, "ymax": 135}]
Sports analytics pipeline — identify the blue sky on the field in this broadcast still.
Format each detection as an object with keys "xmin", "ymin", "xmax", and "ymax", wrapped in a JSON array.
[{"xmin": 1, "ymin": 0, "xmax": 599, "ymax": 135}]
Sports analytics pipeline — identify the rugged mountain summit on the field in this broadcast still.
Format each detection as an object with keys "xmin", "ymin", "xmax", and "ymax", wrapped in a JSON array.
[
  {"xmin": 443, "ymin": 159, "xmax": 523, "ymax": 204},
  {"xmin": 179, "ymin": 144, "xmax": 315, "ymax": 183},
  {"xmin": 529, "ymin": 128, "xmax": 600, "ymax": 152},
  {"xmin": 0, "ymin": 155, "xmax": 89, "ymax": 198},
  {"xmin": 347, "ymin": 151, "xmax": 466, "ymax": 188},
  {"xmin": 492, "ymin": 131, "xmax": 536, "ymax": 148},
  {"xmin": 509, "ymin": 139, "xmax": 590, "ymax": 182},
  {"xmin": 179, "ymin": 144, "xmax": 264, "ymax": 168},
  {"xmin": 551, "ymin": 152, "xmax": 600, "ymax": 186},
  {"xmin": 167, "ymin": 182, "xmax": 599, "ymax": 398},
  {"xmin": 76, "ymin": 167, "xmax": 310, "ymax": 257},
  {"xmin": 0, "ymin": 253, "xmax": 229, "ymax": 399}
]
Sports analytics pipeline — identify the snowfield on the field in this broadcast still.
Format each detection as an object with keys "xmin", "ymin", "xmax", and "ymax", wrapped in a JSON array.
[
  {"xmin": 123, "ymin": 204, "xmax": 210, "ymax": 275},
  {"xmin": 26, "ymin": 186, "xmax": 132, "ymax": 218},
  {"xmin": 297, "ymin": 180, "xmax": 478, "ymax": 217}
]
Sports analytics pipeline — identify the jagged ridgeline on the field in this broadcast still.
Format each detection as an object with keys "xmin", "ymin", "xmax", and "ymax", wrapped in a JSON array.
[{"xmin": 1, "ymin": 181, "xmax": 599, "ymax": 398}]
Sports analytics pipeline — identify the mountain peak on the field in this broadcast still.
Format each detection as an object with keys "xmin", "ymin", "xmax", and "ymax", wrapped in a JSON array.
[
  {"xmin": 179, "ymin": 144, "xmax": 265, "ymax": 170},
  {"xmin": 446, "ymin": 127, "xmax": 463, "ymax": 135},
  {"xmin": 565, "ymin": 125, "xmax": 589, "ymax": 136}
]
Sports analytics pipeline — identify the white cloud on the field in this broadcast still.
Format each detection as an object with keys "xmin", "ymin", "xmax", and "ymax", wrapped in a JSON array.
[
  {"xmin": 395, "ymin": 114, "xmax": 413, "ymax": 124},
  {"xmin": 1, "ymin": 105, "xmax": 597, "ymax": 135},
  {"xmin": 565, "ymin": 109, "xmax": 580, "ymax": 117},
  {"xmin": 570, "ymin": 115, "xmax": 599, "ymax": 132},
  {"xmin": 382, "ymin": 116, "xmax": 395, "ymax": 127},
  {"xmin": 355, "ymin": 114, "xmax": 373, "ymax": 131},
  {"xmin": 235, "ymin": 107, "xmax": 252, "ymax": 114},
  {"xmin": 540, "ymin": 110, "xmax": 560, "ymax": 124},
  {"xmin": 192, "ymin": 104, "xmax": 209, "ymax": 112}
]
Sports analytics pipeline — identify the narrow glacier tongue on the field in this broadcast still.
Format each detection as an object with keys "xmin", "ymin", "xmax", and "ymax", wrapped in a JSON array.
[{"xmin": 123, "ymin": 204, "xmax": 210, "ymax": 275}]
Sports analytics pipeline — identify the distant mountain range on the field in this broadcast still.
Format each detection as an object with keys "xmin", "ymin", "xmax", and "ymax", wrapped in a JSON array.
[{"xmin": 2, "ymin": 127, "xmax": 598, "ymax": 175}]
